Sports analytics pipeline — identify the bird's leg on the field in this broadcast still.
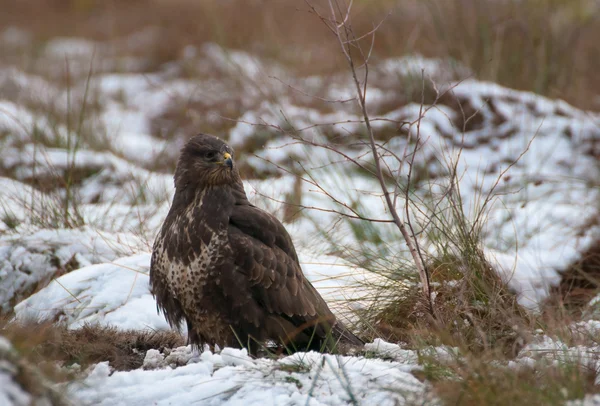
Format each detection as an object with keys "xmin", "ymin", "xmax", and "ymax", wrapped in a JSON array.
[{"xmin": 186, "ymin": 319, "xmax": 200, "ymax": 347}]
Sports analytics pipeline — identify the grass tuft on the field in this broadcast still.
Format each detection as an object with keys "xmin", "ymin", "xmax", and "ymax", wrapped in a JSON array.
[{"xmin": 1, "ymin": 319, "xmax": 185, "ymax": 372}]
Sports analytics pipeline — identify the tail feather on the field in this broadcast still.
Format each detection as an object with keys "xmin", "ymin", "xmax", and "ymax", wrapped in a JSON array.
[{"xmin": 333, "ymin": 321, "xmax": 364, "ymax": 347}]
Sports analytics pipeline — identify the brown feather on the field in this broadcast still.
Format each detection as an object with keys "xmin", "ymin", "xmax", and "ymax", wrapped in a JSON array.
[{"xmin": 150, "ymin": 134, "xmax": 363, "ymax": 354}]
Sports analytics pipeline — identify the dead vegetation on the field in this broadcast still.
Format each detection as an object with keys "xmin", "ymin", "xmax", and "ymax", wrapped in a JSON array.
[
  {"xmin": 0, "ymin": 320, "xmax": 183, "ymax": 405},
  {"xmin": 1, "ymin": 319, "xmax": 185, "ymax": 372},
  {"xmin": 372, "ymin": 251, "xmax": 531, "ymax": 357},
  {"xmin": 427, "ymin": 354, "xmax": 599, "ymax": 406},
  {"xmin": 1, "ymin": 0, "xmax": 599, "ymax": 110}
]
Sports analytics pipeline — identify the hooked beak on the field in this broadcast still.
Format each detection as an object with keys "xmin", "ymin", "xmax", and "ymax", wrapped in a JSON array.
[{"xmin": 223, "ymin": 152, "xmax": 233, "ymax": 169}]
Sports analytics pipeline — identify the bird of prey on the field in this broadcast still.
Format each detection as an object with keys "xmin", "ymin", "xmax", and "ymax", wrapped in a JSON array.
[{"xmin": 150, "ymin": 134, "xmax": 362, "ymax": 354}]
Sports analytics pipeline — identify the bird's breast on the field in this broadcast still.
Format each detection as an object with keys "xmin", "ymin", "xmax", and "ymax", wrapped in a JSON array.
[{"xmin": 157, "ymin": 187, "xmax": 233, "ymax": 309}]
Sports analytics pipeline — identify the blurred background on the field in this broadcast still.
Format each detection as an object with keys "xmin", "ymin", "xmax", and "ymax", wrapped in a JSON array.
[{"xmin": 2, "ymin": 0, "xmax": 599, "ymax": 110}]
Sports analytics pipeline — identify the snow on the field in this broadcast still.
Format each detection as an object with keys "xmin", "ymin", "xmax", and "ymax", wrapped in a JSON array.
[
  {"xmin": 0, "ymin": 356, "xmax": 33, "ymax": 406},
  {"xmin": 143, "ymin": 346, "xmax": 203, "ymax": 370},
  {"xmin": 0, "ymin": 27, "xmax": 31, "ymax": 48},
  {"xmin": 364, "ymin": 339, "xmax": 419, "ymax": 363},
  {"xmin": 73, "ymin": 347, "xmax": 429, "ymax": 406},
  {"xmin": 569, "ymin": 394, "xmax": 600, "ymax": 406},
  {"xmin": 14, "ymin": 253, "xmax": 171, "ymax": 331},
  {"xmin": 3, "ymin": 53, "xmax": 593, "ymax": 312},
  {"xmin": 44, "ymin": 37, "xmax": 98, "ymax": 58},
  {"xmin": 515, "ymin": 334, "xmax": 600, "ymax": 385},
  {"xmin": 0, "ymin": 227, "xmax": 145, "ymax": 314}
]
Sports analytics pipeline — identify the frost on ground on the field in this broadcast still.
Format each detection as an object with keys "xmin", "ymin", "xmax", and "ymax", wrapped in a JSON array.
[{"xmin": 73, "ymin": 346, "xmax": 430, "ymax": 406}]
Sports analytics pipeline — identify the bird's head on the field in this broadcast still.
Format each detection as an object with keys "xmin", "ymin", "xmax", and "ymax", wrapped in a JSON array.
[{"xmin": 174, "ymin": 134, "xmax": 238, "ymax": 190}]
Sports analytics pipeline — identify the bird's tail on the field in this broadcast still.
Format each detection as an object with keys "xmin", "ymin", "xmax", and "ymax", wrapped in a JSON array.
[{"xmin": 332, "ymin": 321, "xmax": 364, "ymax": 348}]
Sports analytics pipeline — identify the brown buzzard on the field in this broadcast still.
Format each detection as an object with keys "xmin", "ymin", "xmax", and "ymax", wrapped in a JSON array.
[{"xmin": 150, "ymin": 134, "xmax": 362, "ymax": 353}]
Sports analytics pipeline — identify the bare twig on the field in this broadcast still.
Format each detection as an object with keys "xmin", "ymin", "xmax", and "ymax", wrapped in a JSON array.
[
  {"xmin": 250, "ymin": 155, "xmax": 394, "ymax": 224},
  {"xmin": 268, "ymin": 76, "xmax": 356, "ymax": 104},
  {"xmin": 324, "ymin": 0, "xmax": 434, "ymax": 314}
]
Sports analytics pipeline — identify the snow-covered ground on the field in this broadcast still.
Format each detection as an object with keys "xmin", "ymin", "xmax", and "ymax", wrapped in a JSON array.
[
  {"xmin": 1, "ymin": 26, "xmax": 599, "ymax": 405},
  {"xmin": 71, "ymin": 345, "xmax": 430, "ymax": 406}
]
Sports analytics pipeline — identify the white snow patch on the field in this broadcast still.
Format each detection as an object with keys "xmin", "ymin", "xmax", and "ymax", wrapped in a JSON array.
[
  {"xmin": 0, "ymin": 227, "xmax": 144, "ymax": 313},
  {"xmin": 364, "ymin": 339, "xmax": 419, "ymax": 364},
  {"xmin": 14, "ymin": 253, "xmax": 170, "ymax": 331},
  {"xmin": 73, "ymin": 347, "xmax": 430, "ymax": 406},
  {"xmin": 568, "ymin": 394, "xmax": 600, "ymax": 406},
  {"xmin": 515, "ymin": 335, "xmax": 600, "ymax": 383}
]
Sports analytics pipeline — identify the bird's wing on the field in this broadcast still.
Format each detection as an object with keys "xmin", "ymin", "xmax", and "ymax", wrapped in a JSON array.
[
  {"xmin": 226, "ymin": 205, "xmax": 335, "ymax": 324},
  {"xmin": 149, "ymin": 234, "xmax": 186, "ymax": 330}
]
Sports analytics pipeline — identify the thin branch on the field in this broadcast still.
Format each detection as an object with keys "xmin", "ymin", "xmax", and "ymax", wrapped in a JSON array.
[
  {"xmin": 326, "ymin": 0, "xmax": 434, "ymax": 315},
  {"xmin": 268, "ymin": 75, "xmax": 356, "ymax": 104}
]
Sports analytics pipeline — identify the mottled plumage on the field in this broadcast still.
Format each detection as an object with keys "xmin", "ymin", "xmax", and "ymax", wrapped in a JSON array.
[{"xmin": 150, "ymin": 134, "xmax": 362, "ymax": 353}]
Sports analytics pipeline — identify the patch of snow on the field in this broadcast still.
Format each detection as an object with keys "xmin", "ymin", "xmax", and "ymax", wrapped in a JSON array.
[
  {"xmin": 0, "ymin": 336, "xmax": 49, "ymax": 406},
  {"xmin": 0, "ymin": 100, "xmax": 66, "ymax": 144},
  {"xmin": 364, "ymin": 339, "xmax": 419, "ymax": 363},
  {"xmin": 568, "ymin": 394, "xmax": 600, "ymax": 406},
  {"xmin": 0, "ymin": 364, "xmax": 32, "ymax": 405},
  {"xmin": 143, "ymin": 345, "xmax": 203, "ymax": 370},
  {"xmin": 0, "ymin": 177, "xmax": 42, "ymax": 232},
  {"xmin": 73, "ymin": 347, "xmax": 430, "ymax": 406},
  {"xmin": 0, "ymin": 227, "xmax": 144, "ymax": 314},
  {"xmin": 201, "ymin": 43, "xmax": 287, "ymax": 83},
  {"xmin": 14, "ymin": 253, "xmax": 171, "ymax": 331},
  {"xmin": 0, "ymin": 27, "xmax": 32, "ymax": 48},
  {"xmin": 516, "ymin": 335, "xmax": 600, "ymax": 382},
  {"xmin": 2, "ymin": 144, "xmax": 173, "ymax": 206},
  {"xmin": 44, "ymin": 37, "xmax": 98, "ymax": 59},
  {"xmin": 142, "ymin": 349, "xmax": 165, "ymax": 370}
]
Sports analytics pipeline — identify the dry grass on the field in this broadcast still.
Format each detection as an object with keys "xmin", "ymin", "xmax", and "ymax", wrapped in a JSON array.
[
  {"xmin": 1, "ymin": 319, "xmax": 185, "ymax": 372},
  {"xmin": 426, "ymin": 354, "xmax": 598, "ymax": 406},
  {"xmin": 1, "ymin": 0, "xmax": 599, "ymax": 110},
  {"xmin": 363, "ymin": 243, "xmax": 600, "ymax": 405},
  {"xmin": 368, "ymin": 247, "xmax": 532, "ymax": 356},
  {"xmin": 0, "ymin": 320, "xmax": 184, "ymax": 404}
]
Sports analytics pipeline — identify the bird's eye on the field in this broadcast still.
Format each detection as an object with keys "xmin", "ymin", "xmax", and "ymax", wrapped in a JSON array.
[{"xmin": 204, "ymin": 151, "xmax": 216, "ymax": 160}]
